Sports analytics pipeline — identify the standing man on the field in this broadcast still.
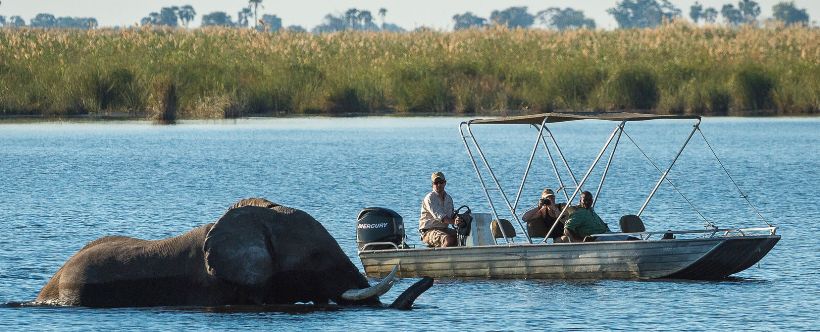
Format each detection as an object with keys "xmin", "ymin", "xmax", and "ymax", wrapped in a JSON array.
[{"xmin": 419, "ymin": 171, "xmax": 460, "ymax": 247}]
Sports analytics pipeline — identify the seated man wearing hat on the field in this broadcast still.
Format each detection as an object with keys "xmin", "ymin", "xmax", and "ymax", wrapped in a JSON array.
[
  {"xmin": 419, "ymin": 171, "xmax": 462, "ymax": 247},
  {"xmin": 522, "ymin": 188, "xmax": 565, "ymax": 242}
]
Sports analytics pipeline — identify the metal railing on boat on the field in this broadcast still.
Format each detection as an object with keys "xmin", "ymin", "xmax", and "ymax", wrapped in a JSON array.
[
  {"xmin": 359, "ymin": 242, "xmax": 402, "ymax": 251},
  {"xmin": 590, "ymin": 226, "xmax": 778, "ymax": 241}
]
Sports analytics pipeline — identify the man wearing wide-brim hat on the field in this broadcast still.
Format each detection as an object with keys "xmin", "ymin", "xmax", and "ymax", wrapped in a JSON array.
[
  {"xmin": 522, "ymin": 188, "xmax": 565, "ymax": 241},
  {"xmin": 418, "ymin": 171, "xmax": 460, "ymax": 247}
]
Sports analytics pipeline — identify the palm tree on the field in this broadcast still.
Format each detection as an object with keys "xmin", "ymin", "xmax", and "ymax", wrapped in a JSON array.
[
  {"xmin": 345, "ymin": 8, "xmax": 359, "ymax": 30},
  {"xmin": 238, "ymin": 7, "xmax": 252, "ymax": 27},
  {"xmin": 359, "ymin": 10, "xmax": 373, "ymax": 30},
  {"xmin": 249, "ymin": 0, "xmax": 263, "ymax": 29},
  {"xmin": 378, "ymin": 8, "xmax": 387, "ymax": 30},
  {"xmin": 178, "ymin": 5, "xmax": 196, "ymax": 28}
]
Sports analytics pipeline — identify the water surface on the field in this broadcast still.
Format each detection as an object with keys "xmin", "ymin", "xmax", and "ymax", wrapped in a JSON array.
[{"xmin": 0, "ymin": 117, "xmax": 817, "ymax": 330}]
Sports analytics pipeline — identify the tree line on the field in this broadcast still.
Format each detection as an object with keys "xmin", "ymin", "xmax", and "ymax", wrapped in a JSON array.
[
  {"xmin": 0, "ymin": 13, "xmax": 98, "ymax": 29},
  {"xmin": 454, "ymin": 0, "xmax": 810, "ymax": 30},
  {"xmin": 0, "ymin": 0, "xmax": 813, "ymax": 31}
]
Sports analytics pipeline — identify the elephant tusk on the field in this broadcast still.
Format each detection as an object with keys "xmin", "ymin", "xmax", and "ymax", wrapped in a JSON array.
[{"xmin": 340, "ymin": 265, "xmax": 399, "ymax": 301}]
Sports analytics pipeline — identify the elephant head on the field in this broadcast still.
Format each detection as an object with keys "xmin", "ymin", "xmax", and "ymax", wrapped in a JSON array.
[{"xmin": 202, "ymin": 198, "xmax": 395, "ymax": 305}]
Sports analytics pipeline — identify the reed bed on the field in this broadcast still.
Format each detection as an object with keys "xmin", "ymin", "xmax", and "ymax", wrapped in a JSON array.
[{"xmin": 0, "ymin": 22, "xmax": 817, "ymax": 119}]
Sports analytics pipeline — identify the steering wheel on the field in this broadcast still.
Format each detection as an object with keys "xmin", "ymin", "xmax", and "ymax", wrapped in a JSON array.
[{"xmin": 452, "ymin": 205, "xmax": 472, "ymax": 245}]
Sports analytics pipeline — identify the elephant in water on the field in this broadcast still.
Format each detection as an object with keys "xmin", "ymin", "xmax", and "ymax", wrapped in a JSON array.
[{"xmin": 36, "ymin": 198, "xmax": 431, "ymax": 309}]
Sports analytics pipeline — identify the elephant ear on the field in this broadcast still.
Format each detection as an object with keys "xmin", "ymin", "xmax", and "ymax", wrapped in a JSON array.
[{"xmin": 203, "ymin": 205, "xmax": 277, "ymax": 286}]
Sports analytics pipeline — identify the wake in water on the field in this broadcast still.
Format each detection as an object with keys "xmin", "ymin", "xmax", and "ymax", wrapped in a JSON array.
[{"xmin": 3, "ymin": 301, "xmax": 38, "ymax": 308}]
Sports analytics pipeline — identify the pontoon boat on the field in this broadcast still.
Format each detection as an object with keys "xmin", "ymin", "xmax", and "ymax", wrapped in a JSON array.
[{"xmin": 356, "ymin": 112, "xmax": 779, "ymax": 280}]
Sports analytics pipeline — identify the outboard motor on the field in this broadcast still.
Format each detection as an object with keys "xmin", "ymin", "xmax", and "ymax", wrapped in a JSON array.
[{"xmin": 356, "ymin": 207, "xmax": 406, "ymax": 250}]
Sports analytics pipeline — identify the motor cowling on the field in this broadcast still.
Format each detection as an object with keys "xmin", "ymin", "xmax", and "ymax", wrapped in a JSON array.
[{"xmin": 356, "ymin": 207, "xmax": 405, "ymax": 250}]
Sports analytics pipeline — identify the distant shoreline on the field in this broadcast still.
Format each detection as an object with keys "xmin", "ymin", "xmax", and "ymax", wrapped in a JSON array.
[
  {"xmin": 1, "ymin": 25, "xmax": 817, "ymax": 120},
  {"xmin": 2, "ymin": 111, "xmax": 816, "ymax": 124}
]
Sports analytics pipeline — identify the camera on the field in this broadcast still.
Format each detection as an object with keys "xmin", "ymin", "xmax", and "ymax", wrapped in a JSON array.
[{"xmin": 540, "ymin": 198, "xmax": 551, "ymax": 206}]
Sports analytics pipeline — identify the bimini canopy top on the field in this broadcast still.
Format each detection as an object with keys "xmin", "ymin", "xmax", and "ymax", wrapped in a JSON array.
[{"xmin": 468, "ymin": 112, "xmax": 701, "ymax": 125}]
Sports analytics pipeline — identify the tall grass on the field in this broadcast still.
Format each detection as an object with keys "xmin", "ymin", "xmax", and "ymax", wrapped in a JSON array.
[{"xmin": 0, "ymin": 22, "xmax": 817, "ymax": 119}]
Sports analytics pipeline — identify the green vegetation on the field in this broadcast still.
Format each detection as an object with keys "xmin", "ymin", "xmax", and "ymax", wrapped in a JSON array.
[{"xmin": 0, "ymin": 23, "xmax": 818, "ymax": 119}]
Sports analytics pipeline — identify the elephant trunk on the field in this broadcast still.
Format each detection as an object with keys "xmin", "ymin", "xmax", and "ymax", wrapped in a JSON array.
[
  {"xmin": 340, "ymin": 265, "xmax": 398, "ymax": 301},
  {"xmin": 389, "ymin": 277, "xmax": 434, "ymax": 310}
]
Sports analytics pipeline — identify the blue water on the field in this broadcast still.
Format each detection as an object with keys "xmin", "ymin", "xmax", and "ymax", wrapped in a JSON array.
[{"xmin": 0, "ymin": 117, "xmax": 817, "ymax": 331}]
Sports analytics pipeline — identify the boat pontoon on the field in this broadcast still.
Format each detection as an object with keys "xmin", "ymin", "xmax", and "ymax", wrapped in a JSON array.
[{"xmin": 356, "ymin": 112, "xmax": 779, "ymax": 280}]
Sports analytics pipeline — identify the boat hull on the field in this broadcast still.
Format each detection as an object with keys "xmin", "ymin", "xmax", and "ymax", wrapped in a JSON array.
[{"xmin": 359, "ymin": 235, "xmax": 779, "ymax": 280}]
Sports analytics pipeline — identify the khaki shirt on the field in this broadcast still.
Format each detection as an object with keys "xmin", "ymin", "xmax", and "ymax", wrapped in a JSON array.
[{"xmin": 418, "ymin": 191, "xmax": 454, "ymax": 231}]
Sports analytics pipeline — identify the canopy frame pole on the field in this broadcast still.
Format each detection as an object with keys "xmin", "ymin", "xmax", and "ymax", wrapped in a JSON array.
[
  {"xmin": 593, "ymin": 122, "xmax": 625, "ymax": 208},
  {"xmin": 465, "ymin": 122, "xmax": 530, "ymax": 243},
  {"xmin": 543, "ymin": 125, "xmax": 621, "ymax": 243},
  {"xmin": 512, "ymin": 121, "xmax": 577, "ymax": 241},
  {"xmin": 637, "ymin": 120, "xmax": 701, "ymax": 217},
  {"xmin": 511, "ymin": 122, "xmax": 548, "ymax": 215},
  {"xmin": 542, "ymin": 127, "xmax": 580, "ymax": 203},
  {"xmin": 538, "ymin": 130, "xmax": 572, "ymax": 203},
  {"xmin": 621, "ymin": 130, "xmax": 714, "ymax": 228},
  {"xmin": 458, "ymin": 122, "xmax": 505, "ymax": 244},
  {"xmin": 697, "ymin": 128, "xmax": 772, "ymax": 227},
  {"xmin": 461, "ymin": 121, "xmax": 531, "ymax": 243}
]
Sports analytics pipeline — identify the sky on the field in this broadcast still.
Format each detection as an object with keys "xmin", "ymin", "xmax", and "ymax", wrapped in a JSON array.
[{"xmin": 1, "ymin": 0, "xmax": 818, "ymax": 30}]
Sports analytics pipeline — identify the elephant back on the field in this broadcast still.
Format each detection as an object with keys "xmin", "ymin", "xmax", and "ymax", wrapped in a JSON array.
[
  {"xmin": 78, "ymin": 236, "xmax": 135, "ymax": 251},
  {"xmin": 228, "ymin": 197, "xmax": 280, "ymax": 210}
]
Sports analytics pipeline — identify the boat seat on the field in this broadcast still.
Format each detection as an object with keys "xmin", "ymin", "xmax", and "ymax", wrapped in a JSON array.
[
  {"xmin": 619, "ymin": 215, "xmax": 646, "ymax": 233},
  {"xmin": 491, "ymin": 219, "xmax": 516, "ymax": 240}
]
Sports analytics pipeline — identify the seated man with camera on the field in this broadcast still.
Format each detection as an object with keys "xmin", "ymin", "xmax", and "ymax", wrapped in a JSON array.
[{"xmin": 522, "ymin": 188, "xmax": 565, "ymax": 242}]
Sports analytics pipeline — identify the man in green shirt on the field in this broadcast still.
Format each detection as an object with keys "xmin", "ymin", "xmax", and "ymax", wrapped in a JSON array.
[{"xmin": 562, "ymin": 191, "xmax": 610, "ymax": 242}]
